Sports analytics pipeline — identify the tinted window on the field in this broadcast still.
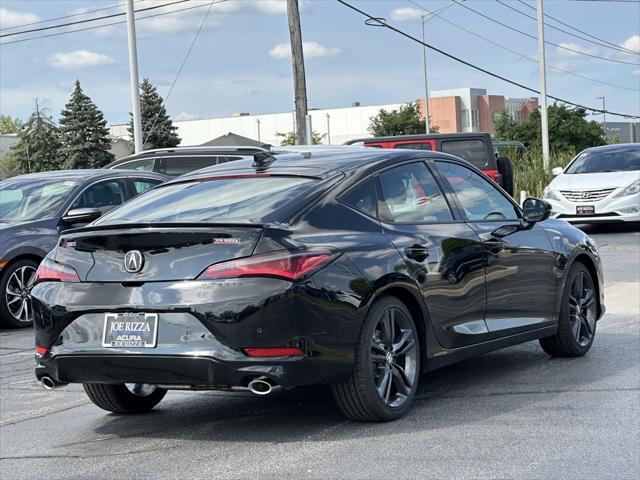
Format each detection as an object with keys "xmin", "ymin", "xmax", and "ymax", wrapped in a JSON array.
[
  {"xmin": 215, "ymin": 156, "xmax": 243, "ymax": 165},
  {"xmin": 71, "ymin": 180, "xmax": 125, "ymax": 210},
  {"xmin": 164, "ymin": 157, "xmax": 218, "ymax": 176},
  {"xmin": 392, "ymin": 142, "xmax": 432, "ymax": 151},
  {"xmin": 0, "ymin": 178, "xmax": 77, "ymax": 222},
  {"xmin": 564, "ymin": 147, "xmax": 640, "ymax": 174},
  {"xmin": 435, "ymin": 161, "xmax": 519, "ymax": 221},
  {"xmin": 378, "ymin": 163, "xmax": 452, "ymax": 223},
  {"xmin": 341, "ymin": 178, "xmax": 376, "ymax": 217},
  {"xmin": 440, "ymin": 140, "xmax": 487, "ymax": 168},
  {"xmin": 114, "ymin": 158, "xmax": 156, "ymax": 172},
  {"xmin": 131, "ymin": 179, "xmax": 162, "ymax": 195},
  {"xmin": 96, "ymin": 176, "xmax": 317, "ymax": 224}
]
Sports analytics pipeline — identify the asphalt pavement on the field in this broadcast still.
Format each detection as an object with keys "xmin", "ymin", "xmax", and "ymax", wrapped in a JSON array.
[{"xmin": 1, "ymin": 223, "xmax": 638, "ymax": 480}]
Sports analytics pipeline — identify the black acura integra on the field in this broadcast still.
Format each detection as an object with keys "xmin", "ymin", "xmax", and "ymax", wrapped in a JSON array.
[{"xmin": 31, "ymin": 148, "xmax": 604, "ymax": 422}]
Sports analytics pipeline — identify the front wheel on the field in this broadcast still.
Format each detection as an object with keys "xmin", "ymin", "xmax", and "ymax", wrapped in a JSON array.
[
  {"xmin": 83, "ymin": 383, "xmax": 167, "ymax": 414},
  {"xmin": 332, "ymin": 297, "xmax": 421, "ymax": 422},
  {"xmin": 539, "ymin": 262, "xmax": 598, "ymax": 357}
]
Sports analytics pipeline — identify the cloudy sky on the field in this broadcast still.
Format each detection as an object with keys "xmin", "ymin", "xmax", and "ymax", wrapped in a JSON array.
[{"xmin": 1, "ymin": 0, "xmax": 638, "ymax": 125}]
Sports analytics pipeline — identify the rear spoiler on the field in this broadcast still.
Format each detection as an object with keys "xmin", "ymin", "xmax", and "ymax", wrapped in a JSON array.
[{"xmin": 61, "ymin": 222, "xmax": 265, "ymax": 236}]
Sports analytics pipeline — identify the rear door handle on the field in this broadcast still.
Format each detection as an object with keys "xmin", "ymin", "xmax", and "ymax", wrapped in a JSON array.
[{"xmin": 404, "ymin": 244, "xmax": 429, "ymax": 262}]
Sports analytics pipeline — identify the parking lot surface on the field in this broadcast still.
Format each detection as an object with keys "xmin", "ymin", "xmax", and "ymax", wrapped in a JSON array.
[{"xmin": 1, "ymin": 224, "xmax": 638, "ymax": 480}]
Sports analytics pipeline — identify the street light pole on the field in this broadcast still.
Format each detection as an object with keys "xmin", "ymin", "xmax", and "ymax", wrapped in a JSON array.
[
  {"xmin": 421, "ymin": 14, "xmax": 431, "ymax": 134},
  {"xmin": 536, "ymin": 0, "xmax": 550, "ymax": 171},
  {"xmin": 125, "ymin": 0, "xmax": 143, "ymax": 153},
  {"xmin": 597, "ymin": 96, "xmax": 606, "ymax": 139}
]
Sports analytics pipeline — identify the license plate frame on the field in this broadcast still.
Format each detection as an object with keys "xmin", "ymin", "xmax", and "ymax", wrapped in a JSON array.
[
  {"xmin": 102, "ymin": 313, "xmax": 158, "ymax": 348},
  {"xmin": 576, "ymin": 205, "xmax": 595, "ymax": 216}
]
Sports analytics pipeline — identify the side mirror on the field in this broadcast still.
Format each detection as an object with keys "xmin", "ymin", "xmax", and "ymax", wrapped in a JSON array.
[
  {"xmin": 61, "ymin": 207, "xmax": 102, "ymax": 225},
  {"xmin": 551, "ymin": 167, "xmax": 563, "ymax": 176},
  {"xmin": 522, "ymin": 198, "xmax": 552, "ymax": 223}
]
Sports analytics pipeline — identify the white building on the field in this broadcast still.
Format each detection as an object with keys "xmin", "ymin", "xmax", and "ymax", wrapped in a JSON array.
[{"xmin": 109, "ymin": 102, "xmax": 403, "ymax": 147}]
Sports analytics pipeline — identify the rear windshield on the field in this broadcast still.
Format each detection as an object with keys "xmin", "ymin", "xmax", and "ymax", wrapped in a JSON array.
[
  {"xmin": 95, "ymin": 175, "xmax": 317, "ymax": 224},
  {"xmin": 564, "ymin": 147, "xmax": 640, "ymax": 174},
  {"xmin": 440, "ymin": 140, "xmax": 488, "ymax": 168}
]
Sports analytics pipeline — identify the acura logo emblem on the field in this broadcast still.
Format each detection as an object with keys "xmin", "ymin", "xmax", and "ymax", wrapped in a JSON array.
[{"xmin": 124, "ymin": 250, "xmax": 144, "ymax": 273}]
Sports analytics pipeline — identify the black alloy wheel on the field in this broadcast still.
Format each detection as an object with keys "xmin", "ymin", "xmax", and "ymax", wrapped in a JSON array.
[
  {"xmin": 1, "ymin": 259, "xmax": 39, "ymax": 328},
  {"xmin": 540, "ymin": 262, "xmax": 597, "ymax": 357},
  {"xmin": 332, "ymin": 297, "xmax": 420, "ymax": 422}
]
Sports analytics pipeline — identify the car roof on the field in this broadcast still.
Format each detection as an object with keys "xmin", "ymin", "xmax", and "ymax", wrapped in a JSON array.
[
  {"xmin": 346, "ymin": 132, "xmax": 492, "ymax": 144},
  {"xmin": 581, "ymin": 143, "xmax": 640, "ymax": 154},
  {"xmin": 3, "ymin": 169, "xmax": 168, "ymax": 183},
  {"xmin": 167, "ymin": 146, "xmax": 462, "ymax": 183},
  {"xmin": 105, "ymin": 146, "xmax": 268, "ymax": 167}
]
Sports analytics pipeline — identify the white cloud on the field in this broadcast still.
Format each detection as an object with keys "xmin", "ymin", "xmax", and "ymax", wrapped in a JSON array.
[
  {"xmin": 269, "ymin": 41, "xmax": 342, "ymax": 60},
  {"xmin": 175, "ymin": 112, "xmax": 203, "ymax": 121},
  {"xmin": 632, "ymin": 69, "xmax": 640, "ymax": 76},
  {"xmin": 0, "ymin": 7, "xmax": 39, "ymax": 29},
  {"xmin": 390, "ymin": 7, "xmax": 423, "ymax": 22},
  {"xmin": 556, "ymin": 42, "xmax": 600, "ymax": 57},
  {"xmin": 620, "ymin": 35, "xmax": 640, "ymax": 54},
  {"xmin": 49, "ymin": 50, "xmax": 115, "ymax": 70}
]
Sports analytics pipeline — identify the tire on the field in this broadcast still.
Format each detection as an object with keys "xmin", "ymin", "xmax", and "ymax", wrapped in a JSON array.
[
  {"xmin": 331, "ymin": 296, "xmax": 421, "ymax": 422},
  {"xmin": 0, "ymin": 258, "xmax": 39, "ymax": 328},
  {"xmin": 539, "ymin": 262, "xmax": 597, "ymax": 357},
  {"xmin": 497, "ymin": 156, "xmax": 514, "ymax": 197},
  {"xmin": 83, "ymin": 383, "xmax": 167, "ymax": 414}
]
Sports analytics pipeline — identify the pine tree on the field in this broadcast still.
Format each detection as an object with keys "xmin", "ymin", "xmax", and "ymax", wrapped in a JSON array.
[
  {"xmin": 129, "ymin": 78, "xmax": 180, "ymax": 150},
  {"xmin": 3, "ymin": 101, "xmax": 63, "ymax": 175},
  {"xmin": 59, "ymin": 80, "xmax": 114, "ymax": 169}
]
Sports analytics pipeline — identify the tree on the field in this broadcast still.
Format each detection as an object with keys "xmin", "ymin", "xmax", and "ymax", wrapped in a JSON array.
[
  {"xmin": 2, "ymin": 101, "xmax": 62, "ymax": 175},
  {"xmin": 129, "ymin": 78, "xmax": 180, "ymax": 150},
  {"xmin": 368, "ymin": 101, "xmax": 438, "ymax": 137},
  {"xmin": 277, "ymin": 130, "xmax": 325, "ymax": 146},
  {"xmin": 0, "ymin": 115, "xmax": 22, "ymax": 134},
  {"xmin": 495, "ymin": 104, "xmax": 605, "ymax": 153},
  {"xmin": 59, "ymin": 80, "xmax": 114, "ymax": 169}
]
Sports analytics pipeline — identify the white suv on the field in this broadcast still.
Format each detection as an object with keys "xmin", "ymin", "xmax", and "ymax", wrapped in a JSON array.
[{"xmin": 543, "ymin": 143, "xmax": 640, "ymax": 223}]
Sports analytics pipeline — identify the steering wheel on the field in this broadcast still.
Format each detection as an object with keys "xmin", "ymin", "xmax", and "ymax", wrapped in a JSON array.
[{"xmin": 484, "ymin": 211, "xmax": 507, "ymax": 221}]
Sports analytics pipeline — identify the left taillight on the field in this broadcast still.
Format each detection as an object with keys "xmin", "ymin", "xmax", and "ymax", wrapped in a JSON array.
[
  {"xmin": 198, "ymin": 249, "xmax": 337, "ymax": 282},
  {"xmin": 34, "ymin": 257, "xmax": 80, "ymax": 284}
]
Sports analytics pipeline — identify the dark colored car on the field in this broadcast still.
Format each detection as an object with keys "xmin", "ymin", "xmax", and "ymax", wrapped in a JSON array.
[
  {"xmin": 0, "ymin": 169, "xmax": 168, "ymax": 327},
  {"xmin": 104, "ymin": 146, "xmax": 267, "ymax": 177},
  {"xmin": 31, "ymin": 148, "xmax": 603, "ymax": 422},
  {"xmin": 345, "ymin": 133, "xmax": 515, "ymax": 196}
]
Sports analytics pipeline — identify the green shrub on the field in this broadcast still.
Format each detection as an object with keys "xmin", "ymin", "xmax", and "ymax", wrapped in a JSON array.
[{"xmin": 512, "ymin": 149, "xmax": 575, "ymax": 199}]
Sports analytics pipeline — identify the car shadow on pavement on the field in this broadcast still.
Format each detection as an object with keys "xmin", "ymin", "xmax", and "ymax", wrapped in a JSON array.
[{"xmin": 89, "ymin": 330, "xmax": 638, "ymax": 444}]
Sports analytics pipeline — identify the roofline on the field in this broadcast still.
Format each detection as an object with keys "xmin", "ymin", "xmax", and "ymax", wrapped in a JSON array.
[{"xmin": 345, "ymin": 132, "xmax": 492, "ymax": 144}]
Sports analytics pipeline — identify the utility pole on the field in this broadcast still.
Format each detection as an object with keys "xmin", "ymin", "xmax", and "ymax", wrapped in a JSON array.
[
  {"xmin": 536, "ymin": 0, "xmax": 550, "ymax": 170},
  {"xmin": 421, "ymin": 14, "xmax": 431, "ymax": 134},
  {"xmin": 126, "ymin": 0, "xmax": 143, "ymax": 153},
  {"xmin": 597, "ymin": 96, "xmax": 606, "ymax": 139},
  {"xmin": 286, "ymin": 0, "xmax": 308, "ymax": 145}
]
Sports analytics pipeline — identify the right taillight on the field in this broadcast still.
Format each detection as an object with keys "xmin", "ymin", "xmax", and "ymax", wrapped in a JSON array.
[
  {"xmin": 198, "ymin": 249, "xmax": 336, "ymax": 282},
  {"xmin": 35, "ymin": 257, "xmax": 80, "ymax": 284}
]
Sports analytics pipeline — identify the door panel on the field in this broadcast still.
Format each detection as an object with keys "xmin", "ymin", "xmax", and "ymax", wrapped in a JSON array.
[{"xmin": 376, "ymin": 161, "xmax": 488, "ymax": 349}]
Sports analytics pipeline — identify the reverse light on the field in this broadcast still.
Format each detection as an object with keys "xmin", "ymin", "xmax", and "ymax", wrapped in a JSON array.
[
  {"xmin": 243, "ymin": 347, "xmax": 304, "ymax": 357},
  {"xmin": 198, "ymin": 249, "xmax": 336, "ymax": 281},
  {"xmin": 35, "ymin": 257, "xmax": 80, "ymax": 284},
  {"xmin": 614, "ymin": 179, "xmax": 640, "ymax": 198}
]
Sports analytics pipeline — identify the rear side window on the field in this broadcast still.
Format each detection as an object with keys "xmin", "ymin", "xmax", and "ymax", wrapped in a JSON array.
[
  {"xmin": 96, "ymin": 176, "xmax": 317, "ymax": 224},
  {"xmin": 440, "ymin": 140, "xmax": 488, "ymax": 168},
  {"xmin": 131, "ymin": 179, "xmax": 162, "ymax": 195},
  {"xmin": 164, "ymin": 157, "xmax": 218, "ymax": 176},
  {"xmin": 113, "ymin": 158, "xmax": 156, "ymax": 172},
  {"xmin": 341, "ymin": 178, "xmax": 376, "ymax": 217},
  {"xmin": 392, "ymin": 142, "xmax": 432, "ymax": 151}
]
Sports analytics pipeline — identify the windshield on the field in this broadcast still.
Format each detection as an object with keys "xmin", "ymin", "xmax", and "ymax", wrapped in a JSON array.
[
  {"xmin": 564, "ymin": 147, "xmax": 640, "ymax": 174},
  {"xmin": 96, "ymin": 175, "xmax": 318, "ymax": 225},
  {"xmin": 0, "ymin": 178, "xmax": 77, "ymax": 222}
]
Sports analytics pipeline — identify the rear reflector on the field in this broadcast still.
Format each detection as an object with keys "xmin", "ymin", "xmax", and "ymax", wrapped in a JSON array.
[
  {"xmin": 36, "ymin": 345, "xmax": 48, "ymax": 356},
  {"xmin": 198, "ymin": 249, "xmax": 336, "ymax": 282},
  {"xmin": 35, "ymin": 257, "xmax": 80, "ymax": 284},
  {"xmin": 243, "ymin": 347, "xmax": 304, "ymax": 357}
]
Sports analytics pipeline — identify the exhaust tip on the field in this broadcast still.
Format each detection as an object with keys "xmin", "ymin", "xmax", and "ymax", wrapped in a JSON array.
[
  {"xmin": 41, "ymin": 376, "xmax": 56, "ymax": 390},
  {"xmin": 248, "ymin": 378, "xmax": 274, "ymax": 395}
]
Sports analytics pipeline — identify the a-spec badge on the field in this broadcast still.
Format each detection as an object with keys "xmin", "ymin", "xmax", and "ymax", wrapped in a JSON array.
[{"xmin": 124, "ymin": 250, "xmax": 144, "ymax": 273}]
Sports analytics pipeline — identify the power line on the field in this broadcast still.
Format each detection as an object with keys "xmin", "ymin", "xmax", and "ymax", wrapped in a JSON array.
[
  {"xmin": 0, "ymin": 2, "xmax": 215, "ymax": 46},
  {"xmin": 408, "ymin": 0, "xmax": 638, "ymax": 92},
  {"xmin": 143, "ymin": 0, "xmax": 222, "ymax": 147},
  {"xmin": 0, "ymin": 2, "xmax": 136, "ymax": 32},
  {"xmin": 450, "ymin": 0, "xmax": 638, "ymax": 65},
  {"xmin": 496, "ymin": 0, "xmax": 638, "ymax": 56},
  {"xmin": 335, "ymin": 0, "xmax": 640, "ymax": 118},
  {"xmin": 0, "ymin": 0, "xmax": 190, "ymax": 38},
  {"xmin": 516, "ymin": 0, "xmax": 639, "ymax": 55}
]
